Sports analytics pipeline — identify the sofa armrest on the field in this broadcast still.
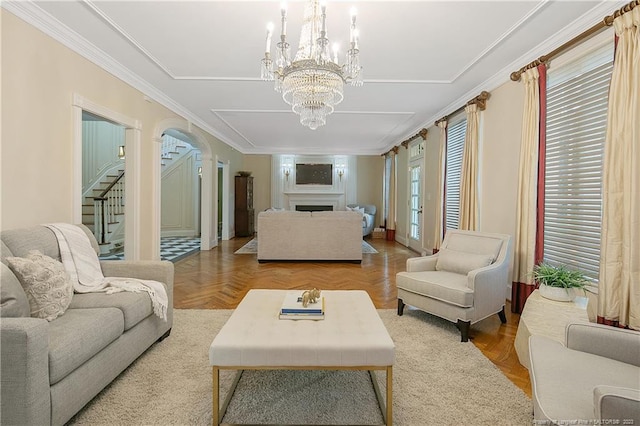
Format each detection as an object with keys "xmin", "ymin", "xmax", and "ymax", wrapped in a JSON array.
[
  {"xmin": 406, "ymin": 255, "xmax": 438, "ymax": 272},
  {"xmin": 594, "ymin": 385, "xmax": 640, "ymax": 423},
  {"xmin": 100, "ymin": 260, "xmax": 174, "ymax": 289},
  {"xmin": 1, "ymin": 317, "xmax": 50, "ymax": 426},
  {"xmin": 566, "ymin": 322, "xmax": 640, "ymax": 366}
]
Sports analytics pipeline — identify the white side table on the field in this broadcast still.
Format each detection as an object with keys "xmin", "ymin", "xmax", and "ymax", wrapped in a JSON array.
[{"xmin": 514, "ymin": 289, "xmax": 589, "ymax": 369}]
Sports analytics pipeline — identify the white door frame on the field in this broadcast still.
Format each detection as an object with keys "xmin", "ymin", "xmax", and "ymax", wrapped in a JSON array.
[
  {"xmin": 407, "ymin": 139, "xmax": 426, "ymax": 253},
  {"xmin": 407, "ymin": 160, "xmax": 424, "ymax": 253},
  {"xmin": 72, "ymin": 94, "xmax": 142, "ymax": 260},
  {"xmin": 217, "ymin": 158, "xmax": 231, "ymax": 241}
]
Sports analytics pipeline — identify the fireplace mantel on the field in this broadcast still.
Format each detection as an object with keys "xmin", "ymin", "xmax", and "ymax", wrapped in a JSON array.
[{"xmin": 283, "ymin": 191, "xmax": 343, "ymax": 195}]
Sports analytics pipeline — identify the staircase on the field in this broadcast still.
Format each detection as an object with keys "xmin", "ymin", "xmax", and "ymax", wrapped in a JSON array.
[
  {"xmin": 82, "ymin": 136, "xmax": 194, "ymax": 255},
  {"xmin": 82, "ymin": 170, "xmax": 125, "ymax": 254}
]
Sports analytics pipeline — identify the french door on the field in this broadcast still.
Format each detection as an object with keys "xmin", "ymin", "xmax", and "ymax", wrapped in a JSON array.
[{"xmin": 408, "ymin": 161, "xmax": 423, "ymax": 252}]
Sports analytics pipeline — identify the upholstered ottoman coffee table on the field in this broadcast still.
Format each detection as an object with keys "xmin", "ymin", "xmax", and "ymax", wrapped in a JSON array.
[{"xmin": 209, "ymin": 289, "xmax": 395, "ymax": 426}]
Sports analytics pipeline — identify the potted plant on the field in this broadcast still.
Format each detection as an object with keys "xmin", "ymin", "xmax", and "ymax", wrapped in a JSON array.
[{"xmin": 531, "ymin": 262, "xmax": 588, "ymax": 302}]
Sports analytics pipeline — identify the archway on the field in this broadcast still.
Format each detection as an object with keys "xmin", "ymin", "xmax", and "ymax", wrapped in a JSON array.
[{"xmin": 152, "ymin": 119, "xmax": 215, "ymax": 260}]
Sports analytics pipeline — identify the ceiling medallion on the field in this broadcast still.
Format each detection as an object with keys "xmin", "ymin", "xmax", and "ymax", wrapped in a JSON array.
[{"xmin": 261, "ymin": 0, "xmax": 363, "ymax": 130}]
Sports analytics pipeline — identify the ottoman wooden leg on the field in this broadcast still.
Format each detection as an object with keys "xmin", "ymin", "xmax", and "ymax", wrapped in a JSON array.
[
  {"xmin": 387, "ymin": 366, "xmax": 393, "ymax": 426},
  {"xmin": 212, "ymin": 367, "xmax": 219, "ymax": 426}
]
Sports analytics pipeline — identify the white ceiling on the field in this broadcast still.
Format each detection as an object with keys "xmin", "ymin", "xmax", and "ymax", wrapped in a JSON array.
[{"xmin": 12, "ymin": 1, "xmax": 623, "ymax": 155}]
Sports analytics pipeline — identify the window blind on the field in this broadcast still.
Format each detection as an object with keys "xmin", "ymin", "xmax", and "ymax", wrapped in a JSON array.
[
  {"xmin": 544, "ymin": 43, "xmax": 613, "ymax": 283},
  {"xmin": 445, "ymin": 119, "xmax": 467, "ymax": 231}
]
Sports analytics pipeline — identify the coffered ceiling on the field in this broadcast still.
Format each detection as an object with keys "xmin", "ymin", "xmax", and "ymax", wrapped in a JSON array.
[{"xmin": 8, "ymin": 1, "xmax": 623, "ymax": 154}]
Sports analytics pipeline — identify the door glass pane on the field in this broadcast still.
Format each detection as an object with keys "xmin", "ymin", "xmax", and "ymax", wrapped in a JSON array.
[{"xmin": 410, "ymin": 165, "xmax": 421, "ymax": 240}]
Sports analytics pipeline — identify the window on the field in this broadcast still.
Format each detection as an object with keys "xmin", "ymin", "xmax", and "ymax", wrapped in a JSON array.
[
  {"xmin": 445, "ymin": 118, "xmax": 467, "ymax": 231},
  {"xmin": 543, "ymin": 43, "xmax": 614, "ymax": 284}
]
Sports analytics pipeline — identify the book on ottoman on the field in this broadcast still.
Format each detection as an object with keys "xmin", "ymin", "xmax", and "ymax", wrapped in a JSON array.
[{"xmin": 280, "ymin": 291, "xmax": 324, "ymax": 320}]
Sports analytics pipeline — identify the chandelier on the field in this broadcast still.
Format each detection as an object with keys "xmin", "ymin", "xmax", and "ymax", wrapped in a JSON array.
[{"xmin": 261, "ymin": 0, "xmax": 363, "ymax": 130}]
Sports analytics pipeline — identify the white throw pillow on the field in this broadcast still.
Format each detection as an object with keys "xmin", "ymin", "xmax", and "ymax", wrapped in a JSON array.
[
  {"xmin": 435, "ymin": 248, "xmax": 495, "ymax": 275},
  {"xmin": 347, "ymin": 206, "xmax": 365, "ymax": 215},
  {"xmin": 6, "ymin": 250, "xmax": 73, "ymax": 321}
]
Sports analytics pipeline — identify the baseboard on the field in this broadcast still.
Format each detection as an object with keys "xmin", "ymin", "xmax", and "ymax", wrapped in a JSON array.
[{"xmin": 395, "ymin": 235, "xmax": 408, "ymax": 246}]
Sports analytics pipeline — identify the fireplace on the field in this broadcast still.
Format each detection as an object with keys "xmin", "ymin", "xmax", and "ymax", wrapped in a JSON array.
[{"xmin": 295, "ymin": 205, "xmax": 334, "ymax": 212}]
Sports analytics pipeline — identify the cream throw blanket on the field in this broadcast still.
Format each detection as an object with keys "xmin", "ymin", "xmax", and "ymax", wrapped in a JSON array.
[{"xmin": 45, "ymin": 224, "xmax": 168, "ymax": 321}]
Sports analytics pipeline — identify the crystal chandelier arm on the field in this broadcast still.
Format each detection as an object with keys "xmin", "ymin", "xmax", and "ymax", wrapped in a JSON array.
[
  {"xmin": 280, "ymin": 3, "xmax": 287, "ymax": 37},
  {"xmin": 265, "ymin": 23, "xmax": 273, "ymax": 53},
  {"xmin": 349, "ymin": 7, "xmax": 357, "ymax": 45},
  {"xmin": 320, "ymin": 1, "xmax": 327, "ymax": 36}
]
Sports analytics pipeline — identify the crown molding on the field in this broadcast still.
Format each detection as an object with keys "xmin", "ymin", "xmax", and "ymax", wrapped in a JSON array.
[
  {"xmin": 1, "ymin": 1, "xmax": 245, "ymax": 153},
  {"xmin": 422, "ymin": 0, "xmax": 625, "ymax": 134}
]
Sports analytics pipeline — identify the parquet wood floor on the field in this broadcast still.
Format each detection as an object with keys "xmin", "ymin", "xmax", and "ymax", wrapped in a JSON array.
[{"xmin": 173, "ymin": 236, "xmax": 531, "ymax": 397}]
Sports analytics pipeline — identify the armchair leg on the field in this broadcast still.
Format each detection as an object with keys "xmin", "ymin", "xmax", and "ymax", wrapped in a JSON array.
[
  {"xmin": 397, "ymin": 299, "xmax": 405, "ymax": 316},
  {"xmin": 498, "ymin": 306, "xmax": 507, "ymax": 324},
  {"xmin": 456, "ymin": 320, "xmax": 471, "ymax": 342}
]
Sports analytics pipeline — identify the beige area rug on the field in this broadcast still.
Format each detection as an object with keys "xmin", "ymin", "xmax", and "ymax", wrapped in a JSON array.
[
  {"xmin": 68, "ymin": 309, "xmax": 532, "ymax": 425},
  {"xmin": 235, "ymin": 238, "xmax": 379, "ymax": 254}
]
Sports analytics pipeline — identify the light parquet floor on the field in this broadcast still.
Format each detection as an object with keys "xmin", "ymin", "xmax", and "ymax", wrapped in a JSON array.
[{"xmin": 173, "ymin": 236, "xmax": 531, "ymax": 397}]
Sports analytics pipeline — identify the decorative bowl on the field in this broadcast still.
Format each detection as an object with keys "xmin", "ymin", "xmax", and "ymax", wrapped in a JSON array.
[{"xmin": 237, "ymin": 171, "xmax": 252, "ymax": 177}]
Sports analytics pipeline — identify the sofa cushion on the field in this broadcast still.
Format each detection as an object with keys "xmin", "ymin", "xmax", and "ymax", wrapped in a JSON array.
[
  {"xmin": 529, "ymin": 335, "xmax": 640, "ymax": 421},
  {"xmin": 0, "ymin": 263, "xmax": 30, "ymax": 317},
  {"xmin": 48, "ymin": 307, "xmax": 124, "ymax": 385},
  {"xmin": 396, "ymin": 270, "xmax": 473, "ymax": 307},
  {"xmin": 69, "ymin": 291, "xmax": 152, "ymax": 331},
  {"xmin": 6, "ymin": 251, "xmax": 74, "ymax": 321},
  {"xmin": 1, "ymin": 226, "xmax": 61, "ymax": 260},
  {"xmin": 435, "ymin": 248, "xmax": 494, "ymax": 275}
]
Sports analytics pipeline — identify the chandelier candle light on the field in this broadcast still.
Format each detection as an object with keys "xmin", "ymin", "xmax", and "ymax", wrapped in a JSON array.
[{"xmin": 261, "ymin": 0, "xmax": 363, "ymax": 130}]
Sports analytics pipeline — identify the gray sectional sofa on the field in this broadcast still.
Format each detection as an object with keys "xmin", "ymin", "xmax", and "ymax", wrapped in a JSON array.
[
  {"xmin": 1, "ymin": 225, "xmax": 174, "ymax": 425},
  {"xmin": 529, "ymin": 322, "xmax": 640, "ymax": 424}
]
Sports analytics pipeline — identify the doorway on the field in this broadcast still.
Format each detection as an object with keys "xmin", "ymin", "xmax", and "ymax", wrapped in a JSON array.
[
  {"xmin": 159, "ymin": 129, "xmax": 202, "ymax": 261},
  {"xmin": 81, "ymin": 111, "xmax": 127, "ymax": 258},
  {"xmin": 73, "ymin": 94, "xmax": 141, "ymax": 260}
]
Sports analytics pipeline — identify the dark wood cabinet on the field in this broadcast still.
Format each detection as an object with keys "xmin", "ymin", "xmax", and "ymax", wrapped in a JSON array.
[{"xmin": 234, "ymin": 176, "xmax": 254, "ymax": 237}]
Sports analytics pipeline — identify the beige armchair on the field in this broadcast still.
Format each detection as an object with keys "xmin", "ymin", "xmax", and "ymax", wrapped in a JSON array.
[{"xmin": 396, "ymin": 230, "xmax": 512, "ymax": 341}]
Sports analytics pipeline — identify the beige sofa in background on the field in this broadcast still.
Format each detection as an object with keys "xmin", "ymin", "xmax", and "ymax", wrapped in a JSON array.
[{"xmin": 257, "ymin": 211, "xmax": 362, "ymax": 262}]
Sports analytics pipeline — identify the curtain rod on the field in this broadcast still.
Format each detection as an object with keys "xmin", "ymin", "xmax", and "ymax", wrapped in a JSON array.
[
  {"xmin": 510, "ymin": 0, "xmax": 638, "ymax": 82},
  {"xmin": 381, "ymin": 128, "xmax": 428, "ymax": 157},
  {"xmin": 434, "ymin": 91, "xmax": 490, "ymax": 127}
]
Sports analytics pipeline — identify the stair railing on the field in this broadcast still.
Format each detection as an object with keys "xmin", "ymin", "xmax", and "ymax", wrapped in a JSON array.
[
  {"xmin": 94, "ymin": 171, "xmax": 125, "ymax": 244},
  {"xmin": 161, "ymin": 137, "xmax": 179, "ymax": 159}
]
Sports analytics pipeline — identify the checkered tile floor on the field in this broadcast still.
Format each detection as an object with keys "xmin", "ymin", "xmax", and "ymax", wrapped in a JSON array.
[{"xmin": 99, "ymin": 236, "xmax": 200, "ymax": 262}]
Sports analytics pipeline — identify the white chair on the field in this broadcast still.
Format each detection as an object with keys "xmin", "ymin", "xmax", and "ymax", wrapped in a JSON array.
[{"xmin": 396, "ymin": 230, "xmax": 512, "ymax": 341}]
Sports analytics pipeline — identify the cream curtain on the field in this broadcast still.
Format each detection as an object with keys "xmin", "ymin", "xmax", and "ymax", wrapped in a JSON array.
[
  {"xmin": 598, "ymin": 7, "xmax": 640, "ymax": 330},
  {"xmin": 388, "ymin": 151, "xmax": 397, "ymax": 231},
  {"xmin": 433, "ymin": 121, "xmax": 447, "ymax": 251},
  {"xmin": 513, "ymin": 67, "xmax": 541, "ymax": 286},
  {"xmin": 459, "ymin": 104, "xmax": 479, "ymax": 230}
]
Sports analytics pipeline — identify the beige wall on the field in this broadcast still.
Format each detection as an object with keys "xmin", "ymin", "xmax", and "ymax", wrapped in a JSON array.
[
  {"xmin": 243, "ymin": 155, "xmax": 271, "ymax": 222},
  {"xmin": 479, "ymin": 80, "xmax": 525, "ymax": 283},
  {"xmin": 356, "ymin": 156, "xmax": 384, "ymax": 227},
  {"xmin": 1, "ymin": 11, "xmax": 243, "ymax": 257}
]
